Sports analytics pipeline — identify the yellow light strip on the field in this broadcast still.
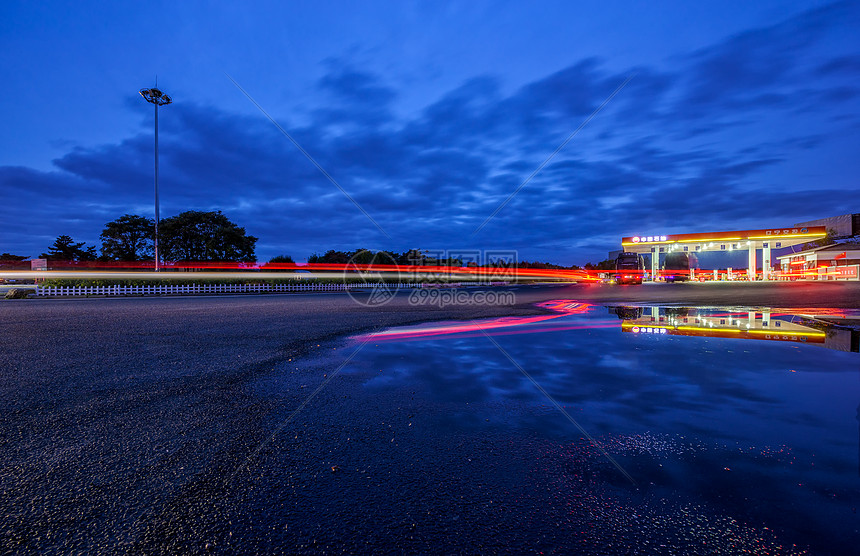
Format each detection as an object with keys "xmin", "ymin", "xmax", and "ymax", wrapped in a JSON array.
[
  {"xmin": 674, "ymin": 326, "xmax": 742, "ymax": 333},
  {"xmin": 623, "ymin": 232, "xmax": 825, "ymax": 246},
  {"xmin": 623, "ymin": 321, "xmax": 827, "ymax": 338},
  {"xmin": 746, "ymin": 329, "xmax": 826, "ymax": 338},
  {"xmin": 747, "ymin": 233, "xmax": 826, "ymax": 240},
  {"xmin": 622, "ymin": 237, "xmax": 746, "ymax": 246},
  {"xmin": 676, "ymin": 237, "xmax": 742, "ymax": 243}
]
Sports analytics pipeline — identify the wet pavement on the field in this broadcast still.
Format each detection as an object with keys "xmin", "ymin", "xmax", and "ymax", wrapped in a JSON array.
[
  {"xmin": 334, "ymin": 302, "xmax": 859, "ymax": 554},
  {"xmin": 1, "ymin": 291, "xmax": 859, "ymax": 553}
]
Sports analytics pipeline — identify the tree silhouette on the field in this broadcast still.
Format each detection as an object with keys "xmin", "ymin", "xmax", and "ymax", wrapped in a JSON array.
[
  {"xmin": 100, "ymin": 214, "xmax": 154, "ymax": 261},
  {"xmin": 0, "ymin": 253, "xmax": 29, "ymax": 271},
  {"xmin": 158, "ymin": 211, "xmax": 257, "ymax": 262},
  {"xmin": 261, "ymin": 254, "xmax": 295, "ymax": 272},
  {"xmin": 308, "ymin": 250, "xmax": 351, "ymax": 264},
  {"xmin": 40, "ymin": 235, "xmax": 97, "ymax": 261},
  {"xmin": 0, "ymin": 253, "xmax": 28, "ymax": 261}
]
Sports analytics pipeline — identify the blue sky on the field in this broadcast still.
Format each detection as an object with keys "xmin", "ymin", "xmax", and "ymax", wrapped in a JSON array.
[{"xmin": 2, "ymin": 0, "xmax": 858, "ymax": 264}]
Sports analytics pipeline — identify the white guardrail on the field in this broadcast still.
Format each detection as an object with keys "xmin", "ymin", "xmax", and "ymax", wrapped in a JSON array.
[{"xmin": 34, "ymin": 282, "xmax": 498, "ymax": 297}]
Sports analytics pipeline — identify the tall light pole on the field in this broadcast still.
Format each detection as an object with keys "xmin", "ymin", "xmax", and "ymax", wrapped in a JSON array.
[{"xmin": 139, "ymin": 86, "xmax": 172, "ymax": 271}]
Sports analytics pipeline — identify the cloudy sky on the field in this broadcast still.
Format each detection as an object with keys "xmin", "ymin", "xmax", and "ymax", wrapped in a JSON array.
[{"xmin": 2, "ymin": 1, "xmax": 858, "ymax": 264}]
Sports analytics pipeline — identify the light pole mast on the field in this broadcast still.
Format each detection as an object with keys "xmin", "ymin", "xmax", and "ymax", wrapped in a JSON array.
[{"xmin": 139, "ymin": 86, "xmax": 172, "ymax": 271}]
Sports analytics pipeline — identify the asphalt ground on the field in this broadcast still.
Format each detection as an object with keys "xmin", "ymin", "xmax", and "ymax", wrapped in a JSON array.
[{"xmin": 1, "ymin": 281, "xmax": 859, "ymax": 552}]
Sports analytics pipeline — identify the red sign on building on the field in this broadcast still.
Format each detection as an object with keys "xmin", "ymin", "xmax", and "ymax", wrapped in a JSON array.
[{"xmin": 834, "ymin": 265, "xmax": 858, "ymax": 279}]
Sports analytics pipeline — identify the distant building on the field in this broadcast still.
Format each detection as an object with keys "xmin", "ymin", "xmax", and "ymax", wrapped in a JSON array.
[
  {"xmin": 795, "ymin": 213, "xmax": 860, "ymax": 239},
  {"xmin": 777, "ymin": 242, "xmax": 860, "ymax": 280}
]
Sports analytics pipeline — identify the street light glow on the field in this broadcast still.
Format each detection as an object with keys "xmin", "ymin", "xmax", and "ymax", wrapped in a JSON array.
[{"xmin": 139, "ymin": 87, "xmax": 173, "ymax": 106}]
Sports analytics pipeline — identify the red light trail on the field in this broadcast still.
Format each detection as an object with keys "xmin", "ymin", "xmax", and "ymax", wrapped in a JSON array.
[
  {"xmin": 1, "ymin": 258, "xmax": 850, "ymax": 283},
  {"xmin": 352, "ymin": 301, "xmax": 605, "ymax": 343}
]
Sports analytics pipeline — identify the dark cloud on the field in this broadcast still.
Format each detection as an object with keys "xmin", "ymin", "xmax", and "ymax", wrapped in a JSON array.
[
  {"xmin": 816, "ymin": 55, "xmax": 860, "ymax": 76},
  {"xmin": 401, "ymin": 76, "xmax": 505, "ymax": 153},
  {"xmin": 680, "ymin": 3, "xmax": 839, "ymax": 111},
  {"xmin": 514, "ymin": 59, "xmax": 607, "ymax": 117},
  {"xmin": 2, "ymin": 2, "xmax": 858, "ymax": 263},
  {"xmin": 312, "ymin": 61, "xmax": 399, "ymax": 133}
]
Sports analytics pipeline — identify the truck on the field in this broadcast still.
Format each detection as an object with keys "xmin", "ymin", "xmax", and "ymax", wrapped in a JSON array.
[
  {"xmin": 614, "ymin": 252, "xmax": 645, "ymax": 284},
  {"xmin": 663, "ymin": 251, "xmax": 693, "ymax": 283}
]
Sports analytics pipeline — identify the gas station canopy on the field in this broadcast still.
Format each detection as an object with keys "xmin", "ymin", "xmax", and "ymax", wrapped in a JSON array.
[{"xmin": 620, "ymin": 226, "xmax": 827, "ymax": 280}]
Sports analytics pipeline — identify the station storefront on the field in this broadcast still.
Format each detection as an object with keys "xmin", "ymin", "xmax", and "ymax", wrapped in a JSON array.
[
  {"xmin": 777, "ymin": 243, "xmax": 860, "ymax": 281},
  {"xmin": 620, "ymin": 226, "xmax": 827, "ymax": 281}
]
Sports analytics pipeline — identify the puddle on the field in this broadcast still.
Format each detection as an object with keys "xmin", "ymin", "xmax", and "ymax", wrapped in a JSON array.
[{"xmin": 336, "ymin": 300, "xmax": 860, "ymax": 553}]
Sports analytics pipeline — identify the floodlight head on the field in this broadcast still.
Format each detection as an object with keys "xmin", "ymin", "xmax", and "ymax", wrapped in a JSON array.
[{"xmin": 139, "ymin": 87, "xmax": 173, "ymax": 106}]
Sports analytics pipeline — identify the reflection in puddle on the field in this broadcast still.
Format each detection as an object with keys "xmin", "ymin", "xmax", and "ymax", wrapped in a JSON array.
[
  {"xmin": 353, "ymin": 300, "xmax": 605, "ymax": 342},
  {"xmin": 356, "ymin": 301, "xmax": 859, "ymax": 353},
  {"xmin": 347, "ymin": 301, "xmax": 860, "ymax": 553},
  {"xmin": 615, "ymin": 305, "xmax": 859, "ymax": 352}
]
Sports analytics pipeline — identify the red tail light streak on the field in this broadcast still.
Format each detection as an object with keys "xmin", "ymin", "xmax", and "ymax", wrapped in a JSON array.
[
  {"xmin": 351, "ymin": 301, "xmax": 609, "ymax": 343},
  {"xmin": 2, "ymin": 260, "xmax": 604, "ymax": 282},
  {"xmin": 3, "ymin": 259, "xmax": 852, "ymax": 284}
]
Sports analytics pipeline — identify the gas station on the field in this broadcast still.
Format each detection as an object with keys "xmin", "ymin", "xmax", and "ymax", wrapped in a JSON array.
[{"xmin": 620, "ymin": 226, "xmax": 827, "ymax": 281}]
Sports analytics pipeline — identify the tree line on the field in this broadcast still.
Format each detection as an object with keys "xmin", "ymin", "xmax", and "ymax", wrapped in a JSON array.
[
  {"xmin": 2, "ymin": 211, "xmax": 257, "ymax": 264},
  {"xmin": 304, "ymin": 249, "xmax": 584, "ymax": 269},
  {"xmin": 2, "ymin": 209, "xmax": 603, "ymax": 269}
]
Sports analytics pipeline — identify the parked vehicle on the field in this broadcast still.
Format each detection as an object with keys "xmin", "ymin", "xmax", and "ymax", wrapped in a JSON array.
[
  {"xmin": 612, "ymin": 306, "xmax": 644, "ymax": 319},
  {"xmin": 663, "ymin": 252, "xmax": 692, "ymax": 283},
  {"xmin": 614, "ymin": 252, "xmax": 645, "ymax": 285}
]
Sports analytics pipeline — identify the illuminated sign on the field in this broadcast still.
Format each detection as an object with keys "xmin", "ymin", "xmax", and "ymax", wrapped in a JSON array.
[
  {"xmin": 765, "ymin": 227, "xmax": 807, "ymax": 236},
  {"xmin": 631, "ymin": 235, "xmax": 667, "ymax": 243},
  {"xmin": 630, "ymin": 326, "xmax": 668, "ymax": 334},
  {"xmin": 763, "ymin": 334, "xmax": 808, "ymax": 342},
  {"xmin": 834, "ymin": 265, "xmax": 858, "ymax": 279}
]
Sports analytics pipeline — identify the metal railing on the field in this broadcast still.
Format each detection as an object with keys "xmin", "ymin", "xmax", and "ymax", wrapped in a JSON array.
[{"xmin": 34, "ymin": 282, "xmax": 497, "ymax": 297}]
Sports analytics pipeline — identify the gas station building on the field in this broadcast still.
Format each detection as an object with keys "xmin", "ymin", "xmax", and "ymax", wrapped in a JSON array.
[{"xmin": 620, "ymin": 226, "xmax": 827, "ymax": 281}]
